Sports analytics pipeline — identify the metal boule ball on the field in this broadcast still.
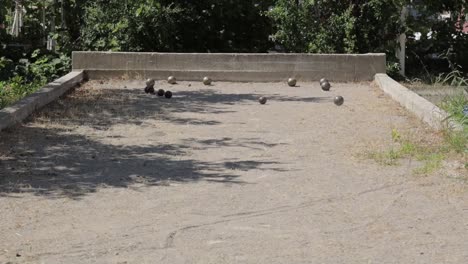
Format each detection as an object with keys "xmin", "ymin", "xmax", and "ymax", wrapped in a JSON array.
[
  {"xmin": 320, "ymin": 78, "xmax": 328, "ymax": 84},
  {"xmin": 168, "ymin": 76, "xmax": 177, "ymax": 84},
  {"xmin": 147, "ymin": 86, "xmax": 155, "ymax": 94},
  {"xmin": 165, "ymin": 90, "xmax": 173, "ymax": 99},
  {"xmin": 157, "ymin": 89, "xmax": 165, "ymax": 96},
  {"xmin": 334, "ymin": 96, "xmax": 344, "ymax": 106},
  {"xmin": 146, "ymin": 78, "xmax": 155, "ymax": 87},
  {"xmin": 321, "ymin": 81, "xmax": 331, "ymax": 91},
  {"xmin": 203, "ymin": 76, "xmax": 212, "ymax": 85},
  {"xmin": 287, "ymin": 78, "xmax": 297, "ymax": 87},
  {"xmin": 258, "ymin": 96, "xmax": 267, "ymax": 105}
]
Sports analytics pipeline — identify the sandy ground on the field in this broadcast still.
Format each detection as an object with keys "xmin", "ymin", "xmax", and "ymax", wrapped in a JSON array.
[{"xmin": 0, "ymin": 80, "xmax": 467, "ymax": 264}]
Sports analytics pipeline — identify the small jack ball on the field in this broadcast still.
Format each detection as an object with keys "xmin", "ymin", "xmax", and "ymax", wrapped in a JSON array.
[
  {"xmin": 203, "ymin": 77, "xmax": 212, "ymax": 85},
  {"xmin": 321, "ymin": 81, "xmax": 331, "ymax": 91},
  {"xmin": 146, "ymin": 78, "xmax": 155, "ymax": 87},
  {"xmin": 157, "ymin": 89, "xmax": 165, "ymax": 96},
  {"xmin": 165, "ymin": 90, "xmax": 173, "ymax": 99},
  {"xmin": 288, "ymin": 78, "xmax": 297, "ymax": 87},
  {"xmin": 319, "ymin": 78, "xmax": 328, "ymax": 85},
  {"xmin": 258, "ymin": 97, "xmax": 267, "ymax": 105},
  {"xmin": 334, "ymin": 96, "xmax": 344, "ymax": 106},
  {"xmin": 168, "ymin": 76, "xmax": 177, "ymax": 84}
]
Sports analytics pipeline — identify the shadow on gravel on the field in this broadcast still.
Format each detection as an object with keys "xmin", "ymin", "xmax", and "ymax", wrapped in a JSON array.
[
  {"xmin": 181, "ymin": 137, "xmax": 288, "ymax": 151},
  {"xmin": 0, "ymin": 126, "xmax": 288, "ymax": 199},
  {"xmin": 0, "ymin": 87, "xmax": 318, "ymax": 199},
  {"xmin": 31, "ymin": 87, "xmax": 330, "ymax": 129}
]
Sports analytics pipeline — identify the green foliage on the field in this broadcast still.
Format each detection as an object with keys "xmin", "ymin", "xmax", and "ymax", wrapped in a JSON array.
[
  {"xmin": 28, "ymin": 50, "xmax": 71, "ymax": 82},
  {"xmin": 433, "ymin": 71, "xmax": 468, "ymax": 87},
  {"xmin": 366, "ymin": 128, "xmax": 467, "ymax": 174},
  {"xmin": 80, "ymin": 0, "xmax": 185, "ymax": 52},
  {"xmin": 443, "ymin": 130, "xmax": 467, "ymax": 154},
  {"xmin": 0, "ymin": 76, "xmax": 45, "ymax": 109},
  {"xmin": 387, "ymin": 62, "xmax": 404, "ymax": 81},
  {"xmin": 405, "ymin": 0, "xmax": 468, "ymax": 76},
  {"xmin": 439, "ymin": 92, "xmax": 468, "ymax": 154},
  {"xmin": 0, "ymin": 49, "xmax": 70, "ymax": 108},
  {"xmin": 268, "ymin": 0, "xmax": 401, "ymax": 54},
  {"xmin": 413, "ymin": 153, "xmax": 444, "ymax": 175},
  {"xmin": 79, "ymin": 0, "xmax": 273, "ymax": 52},
  {"xmin": 0, "ymin": 56, "xmax": 15, "ymax": 80},
  {"xmin": 440, "ymin": 93, "xmax": 468, "ymax": 126}
]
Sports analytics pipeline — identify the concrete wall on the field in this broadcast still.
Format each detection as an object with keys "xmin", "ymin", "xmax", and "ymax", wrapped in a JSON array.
[
  {"xmin": 374, "ymin": 73, "xmax": 461, "ymax": 131},
  {"xmin": 0, "ymin": 71, "xmax": 84, "ymax": 131},
  {"xmin": 72, "ymin": 52, "xmax": 386, "ymax": 82}
]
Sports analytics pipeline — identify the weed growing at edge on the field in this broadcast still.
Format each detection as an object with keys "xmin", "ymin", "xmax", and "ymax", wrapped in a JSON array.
[{"xmin": 366, "ymin": 128, "xmax": 467, "ymax": 175}]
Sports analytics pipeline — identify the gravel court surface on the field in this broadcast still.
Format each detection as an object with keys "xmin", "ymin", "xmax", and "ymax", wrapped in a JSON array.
[{"xmin": 0, "ymin": 80, "xmax": 467, "ymax": 263}]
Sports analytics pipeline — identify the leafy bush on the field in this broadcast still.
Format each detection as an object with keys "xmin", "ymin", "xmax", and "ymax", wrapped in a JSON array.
[
  {"xmin": 0, "ymin": 56, "xmax": 15, "ymax": 80},
  {"xmin": 79, "ymin": 0, "xmax": 273, "ymax": 53},
  {"xmin": 405, "ymin": 0, "xmax": 468, "ymax": 77},
  {"xmin": 28, "ymin": 50, "xmax": 71, "ymax": 82},
  {"xmin": 0, "ymin": 76, "xmax": 45, "ymax": 108},
  {"xmin": 386, "ymin": 62, "xmax": 404, "ymax": 81},
  {"xmin": 0, "ymin": 50, "xmax": 70, "ymax": 109},
  {"xmin": 267, "ymin": 0, "xmax": 401, "ymax": 54}
]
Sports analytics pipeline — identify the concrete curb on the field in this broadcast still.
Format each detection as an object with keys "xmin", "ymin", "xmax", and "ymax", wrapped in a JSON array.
[
  {"xmin": 374, "ymin": 73, "xmax": 461, "ymax": 131},
  {"xmin": 72, "ymin": 52, "xmax": 386, "ymax": 82},
  {"xmin": 0, "ymin": 70, "xmax": 84, "ymax": 131}
]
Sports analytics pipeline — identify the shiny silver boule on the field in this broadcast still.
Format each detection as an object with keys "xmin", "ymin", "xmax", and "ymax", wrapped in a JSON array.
[
  {"xmin": 168, "ymin": 76, "xmax": 177, "ymax": 84},
  {"xmin": 287, "ymin": 78, "xmax": 297, "ymax": 87},
  {"xmin": 334, "ymin": 96, "xmax": 344, "ymax": 106}
]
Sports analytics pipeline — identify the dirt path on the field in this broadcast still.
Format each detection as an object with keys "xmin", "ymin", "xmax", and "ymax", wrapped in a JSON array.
[{"xmin": 1, "ymin": 80, "xmax": 467, "ymax": 263}]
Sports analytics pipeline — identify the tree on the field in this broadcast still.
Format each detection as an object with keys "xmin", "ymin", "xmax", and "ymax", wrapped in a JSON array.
[
  {"xmin": 405, "ymin": 0, "xmax": 468, "ymax": 75},
  {"xmin": 268, "ymin": 0, "xmax": 401, "ymax": 54},
  {"xmin": 79, "ymin": 0, "xmax": 274, "ymax": 52}
]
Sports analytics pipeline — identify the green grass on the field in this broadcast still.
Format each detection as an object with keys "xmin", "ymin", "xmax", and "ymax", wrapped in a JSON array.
[
  {"xmin": 439, "ymin": 93, "xmax": 468, "ymax": 128},
  {"xmin": 442, "ymin": 130, "xmax": 468, "ymax": 154},
  {"xmin": 367, "ymin": 128, "xmax": 466, "ymax": 175},
  {"xmin": 367, "ymin": 131, "xmax": 419, "ymax": 166},
  {"xmin": 368, "ymin": 148, "xmax": 403, "ymax": 166},
  {"xmin": 366, "ymin": 129, "xmax": 417, "ymax": 166},
  {"xmin": 433, "ymin": 70, "xmax": 468, "ymax": 87},
  {"xmin": 413, "ymin": 153, "xmax": 445, "ymax": 175},
  {"xmin": 0, "ymin": 76, "xmax": 45, "ymax": 109},
  {"xmin": 438, "ymin": 93, "xmax": 468, "ymax": 155},
  {"xmin": 404, "ymin": 70, "xmax": 468, "ymax": 88}
]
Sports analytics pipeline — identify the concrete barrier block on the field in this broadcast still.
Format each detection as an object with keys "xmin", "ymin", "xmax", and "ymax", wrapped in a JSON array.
[
  {"xmin": 72, "ymin": 52, "xmax": 386, "ymax": 82},
  {"xmin": 0, "ymin": 70, "xmax": 84, "ymax": 131},
  {"xmin": 374, "ymin": 73, "xmax": 461, "ymax": 131}
]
